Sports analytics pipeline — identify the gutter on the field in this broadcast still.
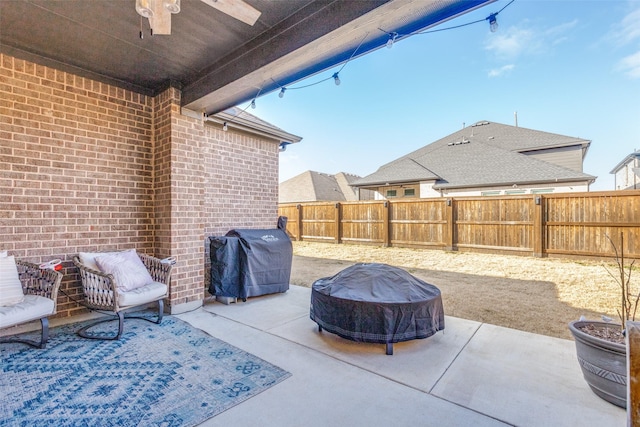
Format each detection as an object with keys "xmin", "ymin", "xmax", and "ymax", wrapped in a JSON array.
[{"xmin": 433, "ymin": 176, "xmax": 597, "ymax": 190}]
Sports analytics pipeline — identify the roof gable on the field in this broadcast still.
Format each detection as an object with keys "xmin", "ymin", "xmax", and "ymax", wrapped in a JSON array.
[
  {"xmin": 418, "ymin": 140, "xmax": 594, "ymax": 189},
  {"xmin": 353, "ymin": 158, "xmax": 439, "ymax": 186},
  {"xmin": 311, "ymin": 172, "xmax": 347, "ymax": 201},
  {"xmin": 279, "ymin": 171, "xmax": 361, "ymax": 203},
  {"xmin": 610, "ymin": 152, "xmax": 640, "ymax": 174}
]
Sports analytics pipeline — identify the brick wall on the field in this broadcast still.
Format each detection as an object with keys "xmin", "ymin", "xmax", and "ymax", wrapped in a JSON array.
[
  {"xmin": 203, "ymin": 125, "xmax": 280, "ymax": 234},
  {"xmin": 0, "ymin": 54, "xmax": 155, "ymax": 318},
  {"xmin": 0, "ymin": 53, "xmax": 284, "ymax": 318},
  {"xmin": 201, "ymin": 119, "xmax": 282, "ymax": 292},
  {"xmin": 159, "ymin": 89, "xmax": 206, "ymax": 308}
]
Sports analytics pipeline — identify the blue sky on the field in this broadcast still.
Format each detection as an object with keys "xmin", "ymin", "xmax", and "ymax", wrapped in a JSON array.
[{"xmin": 242, "ymin": 0, "xmax": 640, "ymax": 191}]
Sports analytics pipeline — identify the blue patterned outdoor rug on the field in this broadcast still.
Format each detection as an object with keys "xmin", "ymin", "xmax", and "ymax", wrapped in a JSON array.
[{"xmin": 0, "ymin": 315, "xmax": 291, "ymax": 427}]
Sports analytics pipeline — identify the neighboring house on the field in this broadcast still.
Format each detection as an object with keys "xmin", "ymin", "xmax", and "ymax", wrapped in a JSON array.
[
  {"xmin": 353, "ymin": 121, "xmax": 596, "ymax": 199},
  {"xmin": 279, "ymin": 171, "xmax": 374, "ymax": 203},
  {"xmin": 611, "ymin": 152, "xmax": 640, "ymax": 190}
]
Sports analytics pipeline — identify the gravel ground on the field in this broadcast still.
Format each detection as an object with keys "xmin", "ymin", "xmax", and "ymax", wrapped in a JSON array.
[{"xmin": 290, "ymin": 241, "xmax": 635, "ymax": 340}]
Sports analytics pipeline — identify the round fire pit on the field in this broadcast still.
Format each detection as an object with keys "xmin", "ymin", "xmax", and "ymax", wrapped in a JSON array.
[{"xmin": 310, "ymin": 263, "xmax": 444, "ymax": 355}]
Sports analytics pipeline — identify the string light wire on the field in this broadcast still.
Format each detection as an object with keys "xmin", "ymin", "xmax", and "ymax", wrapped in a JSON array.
[
  {"xmin": 274, "ymin": 32, "xmax": 369, "ymax": 94},
  {"xmin": 378, "ymin": 0, "xmax": 514, "ymax": 39},
  {"xmin": 216, "ymin": 88, "xmax": 262, "ymax": 131},
  {"xmin": 275, "ymin": 0, "xmax": 516, "ymax": 99},
  {"xmin": 222, "ymin": 0, "xmax": 516, "ymax": 124}
]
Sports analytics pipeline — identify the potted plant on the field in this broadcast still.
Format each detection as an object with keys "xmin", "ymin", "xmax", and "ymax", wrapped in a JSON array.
[{"xmin": 569, "ymin": 232, "xmax": 637, "ymax": 408}]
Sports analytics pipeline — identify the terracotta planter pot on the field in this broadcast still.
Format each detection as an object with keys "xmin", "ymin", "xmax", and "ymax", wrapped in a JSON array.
[{"xmin": 568, "ymin": 320, "xmax": 626, "ymax": 408}]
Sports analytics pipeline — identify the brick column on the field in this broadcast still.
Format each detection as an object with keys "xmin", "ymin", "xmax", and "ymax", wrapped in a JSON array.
[
  {"xmin": 153, "ymin": 87, "xmax": 205, "ymax": 313},
  {"xmin": 153, "ymin": 88, "xmax": 282, "ymax": 313}
]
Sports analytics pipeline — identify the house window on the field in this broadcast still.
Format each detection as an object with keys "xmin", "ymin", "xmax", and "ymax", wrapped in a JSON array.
[
  {"xmin": 403, "ymin": 188, "xmax": 415, "ymax": 197},
  {"xmin": 505, "ymin": 189, "xmax": 526, "ymax": 195},
  {"xmin": 531, "ymin": 189, "xmax": 554, "ymax": 194},
  {"xmin": 386, "ymin": 190, "xmax": 397, "ymax": 198},
  {"xmin": 481, "ymin": 191, "xmax": 501, "ymax": 196}
]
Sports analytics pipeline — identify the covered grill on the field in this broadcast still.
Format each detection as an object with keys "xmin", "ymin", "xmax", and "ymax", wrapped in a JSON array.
[
  {"xmin": 310, "ymin": 263, "xmax": 444, "ymax": 354},
  {"xmin": 209, "ymin": 217, "xmax": 292, "ymax": 301}
]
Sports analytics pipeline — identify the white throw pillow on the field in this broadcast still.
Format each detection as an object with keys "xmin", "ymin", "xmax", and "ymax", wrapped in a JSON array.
[
  {"xmin": 0, "ymin": 255, "xmax": 25, "ymax": 306},
  {"xmin": 95, "ymin": 249, "xmax": 154, "ymax": 292},
  {"xmin": 0, "ymin": 250, "xmax": 7, "ymax": 257},
  {"xmin": 78, "ymin": 251, "xmax": 122, "ymax": 271}
]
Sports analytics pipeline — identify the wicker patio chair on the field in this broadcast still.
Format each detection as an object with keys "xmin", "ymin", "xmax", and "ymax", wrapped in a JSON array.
[
  {"xmin": 0, "ymin": 260, "xmax": 62, "ymax": 349},
  {"xmin": 73, "ymin": 251, "xmax": 172, "ymax": 340}
]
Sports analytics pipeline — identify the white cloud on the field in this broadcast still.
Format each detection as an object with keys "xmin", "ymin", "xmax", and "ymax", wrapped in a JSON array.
[
  {"xmin": 618, "ymin": 50, "xmax": 640, "ymax": 78},
  {"xmin": 610, "ymin": 6, "xmax": 640, "ymax": 46},
  {"xmin": 484, "ymin": 18, "xmax": 578, "ymax": 60},
  {"xmin": 545, "ymin": 19, "xmax": 578, "ymax": 40},
  {"xmin": 484, "ymin": 27, "xmax": 534, "ymax": 59},
  {"xmin": 488, "ymin": 64, "xmax": 515, "ymax": 78},
  {"xmin": 610, "ymin": 5, "xmax": 640, "ymax": 79}
]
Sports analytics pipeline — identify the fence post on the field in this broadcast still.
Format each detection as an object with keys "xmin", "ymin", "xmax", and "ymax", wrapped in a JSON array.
[
  {"xmin": 334, "ymin": 203, "xmax": 341, "ymax": 244},
  {"xmin": 296, "ymin": 204, "xmax": 303, "ymax": 241},
  {"xmin": 627, "ymin": 321, "xmax": 640, "ymax": 426},
  {"xmin": 444, "ymin": 198, "xmax": 455, "ymax": 251},
  {"xmin": 533, "ymin": 195, "xmax": 544, "ymax": 257},
  {"xmin": 382, "ymin": 201, "xmax": 390, "ymax": 247}
]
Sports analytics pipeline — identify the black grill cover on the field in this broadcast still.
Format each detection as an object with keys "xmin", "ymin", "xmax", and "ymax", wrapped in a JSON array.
[
  {"xmin": 209, "ymin": 236, "xmax": 243, "ymax": 298},
  {"xmin": 226, "ymin": 228, "xmax": 292, "ymax": 297},
  {"xmin": 310, "ymin": 263, "xmax": 444, "ymax": 344},
  {"xmin": 210, "ymin": 219, "xmax": 292, "ymax": 300}
]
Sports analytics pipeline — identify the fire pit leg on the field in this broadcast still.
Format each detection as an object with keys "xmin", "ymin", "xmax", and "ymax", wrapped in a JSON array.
[
  {"xmin": 386, "ymin": 343, "xmax": 393, "ymax": 355},
  {"xmin": 318, "ymin": 325, "xmax": 323, "ymax": 333}
]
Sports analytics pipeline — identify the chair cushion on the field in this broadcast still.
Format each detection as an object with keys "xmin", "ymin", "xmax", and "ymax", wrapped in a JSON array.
[
  {"xmin": 0, "ymin": 295, "xmax": 54, "ymax": 328},
  {"xmin": 95, "ymin": 249, "xmax": 155, "ymax": 292},
  {"xmin": 0, "ymin": 255, "xmax": 25, "ymax": 307},
  {"xmin": 118, "ymin": 282, "xmax": 167, "ymax": 307}
]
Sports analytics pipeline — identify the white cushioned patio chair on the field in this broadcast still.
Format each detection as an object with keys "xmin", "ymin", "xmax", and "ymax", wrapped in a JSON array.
[
  {"xmin": 73, "ymin": 249, "xmax": 172, "ymax": 340},
  {"xmin": 0, "ymin": 257, "xmax": 62, "ymax": 349}
]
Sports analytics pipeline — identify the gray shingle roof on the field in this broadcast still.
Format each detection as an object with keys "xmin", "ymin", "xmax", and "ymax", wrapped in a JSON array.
[
  {"xmin": 223, "ymin": 107, "xmax": 286, "ymax": 132},
  {"xmin": 215, "ymin": 107, "xmax": 302, "ymax": 144},
  {"xmin": 354, "ymin": 121, "xmax": 594, "ymax": 189},
  {"xmin": 279, "ymin": 171, "xmax": 361, "ymax": 203},
  {"xmin": 334, "ymin": 173, "xmax": 361, "ymax": 201},
  {"xmin": 359, "ymin": 158, "xmax": 440, "ymax": 185}
]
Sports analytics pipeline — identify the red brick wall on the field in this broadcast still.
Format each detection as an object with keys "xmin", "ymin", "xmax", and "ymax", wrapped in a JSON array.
[
  {"xmin": 200, "ymin": 119, "xmax": 282, "ymax": 292},
  {"xmin": 158, "ymin": 89, "xmax": 206, "ymax": 308},
  {"xmin": 0, "ymin": 53, "xmax": 284, "ymax": 318},
  {"xmin": 203, "ymin": 125, "xmax": 280, "ymax": 235},
  {"xmin": 0, "ymin": 54, "xmax": 155, "ymax": 317}
]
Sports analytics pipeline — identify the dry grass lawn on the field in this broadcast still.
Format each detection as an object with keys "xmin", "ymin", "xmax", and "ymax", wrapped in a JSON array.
[{"xmin": 289, "ymin": 241, "xmax": 637, "ymax": 340}]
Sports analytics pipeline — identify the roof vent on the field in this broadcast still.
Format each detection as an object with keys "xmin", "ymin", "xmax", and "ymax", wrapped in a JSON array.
[
  {"xmin": 471, "ymin": 121, "xmax": 490, "ymax": 127},
  {"xmin": 447, "ymin": 139, "xmax": 471, "ymax": 146}
]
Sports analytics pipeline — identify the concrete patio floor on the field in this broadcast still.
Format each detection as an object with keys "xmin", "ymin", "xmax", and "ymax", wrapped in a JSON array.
[{"xmin": 176, "ymin": 285, "xmax": 625, "ymax": 427}]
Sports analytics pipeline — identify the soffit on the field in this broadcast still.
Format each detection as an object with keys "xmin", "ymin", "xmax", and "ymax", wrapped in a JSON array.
[{"xmin": 0, "ymin": 0, "xmax": 493, "ymax": 114}]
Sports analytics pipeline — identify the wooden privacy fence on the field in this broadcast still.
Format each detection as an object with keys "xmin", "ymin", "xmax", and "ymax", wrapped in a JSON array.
[{"xmin": 278, "ymin": 191, "xmax": 640, "ymax": 259}]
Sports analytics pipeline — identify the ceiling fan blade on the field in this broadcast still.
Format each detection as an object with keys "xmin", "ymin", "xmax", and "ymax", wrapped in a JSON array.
[
  {"xmin": 200, "ymin": 0, "xmax": 261, "ymax": 26},
  {"xmin": 149, "ymin": 0, "xmax": 172, "ymax": 34}
]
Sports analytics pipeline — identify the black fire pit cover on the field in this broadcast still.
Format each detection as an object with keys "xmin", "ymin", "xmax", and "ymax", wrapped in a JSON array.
[{"xmin": 310, "ymin": 263, "xmax": 444, "ymax": 344}]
